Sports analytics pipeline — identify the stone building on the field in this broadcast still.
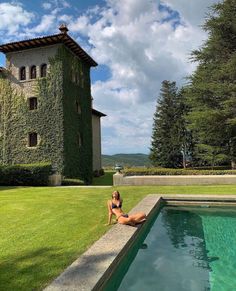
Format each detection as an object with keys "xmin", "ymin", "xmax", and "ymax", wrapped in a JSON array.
[{"xmin": 0, "ymin": 25, "xmax": 105, "ymax": 183}]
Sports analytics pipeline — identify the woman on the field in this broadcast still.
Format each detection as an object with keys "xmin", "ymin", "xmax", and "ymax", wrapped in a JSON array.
[{"xmin": 107, "ymin": 190, "xmax": 146, "ymax": 226}]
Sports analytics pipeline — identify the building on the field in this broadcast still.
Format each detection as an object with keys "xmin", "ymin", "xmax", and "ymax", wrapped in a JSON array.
[{"xmin": 0, "ymin": 25, "xmax": 105, "ymax": 183}]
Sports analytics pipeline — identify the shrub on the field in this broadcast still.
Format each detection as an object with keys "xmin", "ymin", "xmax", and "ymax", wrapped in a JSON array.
[
  {"xmin": 93, "ymin": 168, "xmax": 105, "ymax": 177},
  {"xmin": 123, "ymin": 167, "xmax": 236, "ymax": 176},
  {"xmin": 61, "ymin": 178, "xmax": 85, "ymax": 186},
  {"xmin": 0, "ymin": 163, "xmax": 52, "ymax": 186}
]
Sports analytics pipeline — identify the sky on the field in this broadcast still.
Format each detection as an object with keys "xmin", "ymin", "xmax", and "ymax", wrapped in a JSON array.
[{"xmin": 0, "ymin": 0, "xmax": 220, "ymax": 155}]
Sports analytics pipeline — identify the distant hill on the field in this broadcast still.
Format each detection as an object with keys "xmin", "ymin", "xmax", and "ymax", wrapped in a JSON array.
[{"xmin": 102, "ymin": 153, "xmax": 151, "ymax": 167}]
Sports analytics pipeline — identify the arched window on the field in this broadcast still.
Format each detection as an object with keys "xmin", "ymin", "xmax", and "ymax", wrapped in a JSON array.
[
  {"xmin": 20, "ymin": 66, "xmax": 26, "ymax": 80},
  {"xmin": 28, "ymin": 132, "xmax": 38, "ymax": 147},
  {"xmin": 72, "ymin": 71, "xmax": 76, "ymax": 83},
  {"xmin": 77, "ymin": 133, "xmax": 83, "ymax": 147},
  {"xmin": 76, "ymin": 101, "xmax": 81, "ymax": 114},
  {"xmin": 30, "ymin": 65, "xmax": 37, "ymax": 79},
  {"xmin": 29, "ymin": 97, "xmax": 38, "ymax": 110},
  {"xmin": 40, "ymin": 64, "xmax": 47, "ymax": 77},
  {"xmin": 75, "ymin": 73, "xmax": 80, "ymax": 85}
]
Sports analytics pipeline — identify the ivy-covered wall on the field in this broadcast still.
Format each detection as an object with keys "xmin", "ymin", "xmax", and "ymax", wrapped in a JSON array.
[
  {"xmin": 60, "ymin": 46, "xmax": 93, "ymax": 183},
  {"xmin": 0, "ymin": 44, "xmax": 93, "ymax": 183},
  {"xmin": 0, "ymin": 58, "xmax": 64, "ymax": 172}
]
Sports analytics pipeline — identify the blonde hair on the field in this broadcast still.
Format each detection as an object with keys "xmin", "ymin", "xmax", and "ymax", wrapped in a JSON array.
[{"xmin": 112, "ymin": 190, "xmax": 120, "ymax": 199}]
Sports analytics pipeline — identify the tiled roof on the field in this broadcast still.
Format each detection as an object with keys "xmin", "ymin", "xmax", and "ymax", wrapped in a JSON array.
[{"xmin": 0, "ymin": 27, "xmax": 97, "ymax": 67}]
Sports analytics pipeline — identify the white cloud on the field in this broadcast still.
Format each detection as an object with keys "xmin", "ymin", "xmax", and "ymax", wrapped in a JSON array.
[
  {"xmin": 43, "ymin": 0, "xmax": 71, "ymax": 10},
  {"xmin": 69, "ymin": 15, "xmax": 90, "ymax": 34},
  {"xmin": 164, "ymin": 0, "xmax": 218, "ymax": 26},
  {"xmin": 0, "ymin": 2, "xmax": 34, "ymax": 34},
  {"xmin": 62, "ymin": 1, "xmax": 71, "ymax": 8},
  {"xmin": 86, "ymin": 1, "xmax": 205, "ymax": 107},
  {"xmin": 0, "ymin": 0, "xmax": 220, "ymax": 154},
  {"xmin": 42, "ymin": 3, "xmax": 52, "ymax": 10},
  {"xmin": 100, "ymin": 101, "xmax": 155, "ymax": 154},
  {"xmin": 84, "ymin": 0, "xmax": 219, "ymax": 153},
  {"xmin": 25, "ymin": 14, "xmax": 56, "ymax": 35}
]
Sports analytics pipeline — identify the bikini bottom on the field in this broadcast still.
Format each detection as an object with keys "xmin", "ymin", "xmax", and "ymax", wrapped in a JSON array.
[{"xmin": 118, "ymin": 214, "xmax": 129, "ymax": 219}]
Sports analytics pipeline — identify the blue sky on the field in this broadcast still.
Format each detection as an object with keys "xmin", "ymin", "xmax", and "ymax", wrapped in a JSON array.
[{"xmin": 0, "ymin": 0, "xmax": 219, "ymax": 154}]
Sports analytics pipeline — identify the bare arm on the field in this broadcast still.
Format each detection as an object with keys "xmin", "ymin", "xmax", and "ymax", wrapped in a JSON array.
[{"xmin": 107, "ymin": 200, "xmax": 113, "ymax": 225}]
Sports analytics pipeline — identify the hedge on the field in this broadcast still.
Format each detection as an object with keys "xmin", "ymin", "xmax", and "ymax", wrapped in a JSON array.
[
  {"xmin": 123, "ymin": 167, "xmax": 236, "ymax": 176},
  {"xmin": 0, "ymin": 163, "xmax": 52, "ymax": 186},
  {"xmin": 61, "ymin": 178, "xmax": 85, "ymax": 186}
]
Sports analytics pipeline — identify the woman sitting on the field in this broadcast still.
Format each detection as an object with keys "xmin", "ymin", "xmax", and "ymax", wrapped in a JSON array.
[{"xmin": 107, "ymin": 190, "xmax": 146, "ymax": 226}]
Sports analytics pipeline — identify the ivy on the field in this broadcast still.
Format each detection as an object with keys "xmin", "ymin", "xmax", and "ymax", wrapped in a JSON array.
[
  {"xmin": 0, "ymin": 45, "xmax": 93, "ymax": 183},
  {"xmin": 59, "ymin": 46, "xmax": 93, "ymax": 183}
]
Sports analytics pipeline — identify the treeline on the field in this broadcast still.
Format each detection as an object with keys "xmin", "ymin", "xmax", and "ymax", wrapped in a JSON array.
[
  {"xmin": 150, "ymin": 0, "xmax": 236, "ymax": 169},
  {"xmin": 102, "ymin": 154, "xmax": 151, "ymax": 167}
]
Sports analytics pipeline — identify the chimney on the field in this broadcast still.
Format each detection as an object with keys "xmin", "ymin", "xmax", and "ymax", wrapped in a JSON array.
[{"xmin": 59, "ymin": 24, "xmax": 69, "ymax": 34}]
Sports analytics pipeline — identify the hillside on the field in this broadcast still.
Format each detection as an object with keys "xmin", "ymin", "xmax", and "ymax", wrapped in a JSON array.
[{"xmin": 102, "ymin": 153, "xmax": 151, "ymax": 167}]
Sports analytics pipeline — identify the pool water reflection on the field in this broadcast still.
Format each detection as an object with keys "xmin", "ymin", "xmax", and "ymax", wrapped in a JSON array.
[{"xmin": 107, "ymin": 206, "xmax": 236, "ymax": 291}]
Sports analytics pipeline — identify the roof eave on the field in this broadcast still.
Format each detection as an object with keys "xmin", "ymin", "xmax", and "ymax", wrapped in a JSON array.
[
  {"xmin": 0, "ymin": 33, "xmax": 97, "ymax": 67},
  {"xmin": 92, "ymin": 108, "xmax": 106, "ymax": 117}
]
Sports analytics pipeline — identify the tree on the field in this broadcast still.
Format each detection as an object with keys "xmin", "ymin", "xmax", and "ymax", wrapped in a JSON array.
[
  {"xmin": 149, "ymin": 80, "xmax": 188, "ymax": 168},
  {"xmin": 186, "ymin": 0, "xmax": 236, "ymax": 168}
]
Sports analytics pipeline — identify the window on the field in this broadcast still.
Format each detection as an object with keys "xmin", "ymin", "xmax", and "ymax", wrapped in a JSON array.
[
  {"xmin": 77, "ymin": 133, "xmax": 82, "ymax": 147},
  {"xmin": 30, "ymin": 65, "xmax": 37, "ymax": 79},
  {"xmin": 75, "ymin": 73, "xmax": 79, "ymax": 85},
  {"xmin": 29, "ymin": 97, "xmax": 37, "ymax": 110},
  {"xmin": 72, "ymin": 71, "xmax": 76, "ymax": 83},
  {"xmin": 28, "ymin": 133, "xmax": 38, "ymax": 147},
  {"xmin": 20, "ymin": 66, "xmax": 26, "ymax": 80},
  {"xmin": 76, "ymin": 101, "xmax": 81, "ymax": 114},
  {"xmin": 41, "ymin": 64, "xmax": 47, "ymax": 77},
  {"xmin": 71, "ymin": 70, "xmax": 80, "ymax": 85}
]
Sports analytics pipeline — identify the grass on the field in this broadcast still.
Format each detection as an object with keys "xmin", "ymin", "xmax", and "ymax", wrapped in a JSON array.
[
  {"xmin": 92, "ymin": 171, "xmax": 115, "ymax": 185},
  {"xmin": 1, "ymin": 184, "xmax": 236, "ymax": 290}
]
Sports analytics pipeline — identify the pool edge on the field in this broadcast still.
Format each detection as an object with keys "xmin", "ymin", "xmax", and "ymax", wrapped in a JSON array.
[{"xmin": 44, "ymin": 194, "xmax": 236, "ymax": 291}]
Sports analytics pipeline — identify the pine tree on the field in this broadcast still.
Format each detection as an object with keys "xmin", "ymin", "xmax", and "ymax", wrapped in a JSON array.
[
  {"xmin": 187, "ymin": 0, "xmax": 236, "ymax": 167},
  {"xmin": 149, "ymin": 80, "xmax": 185, "ymax": 168}
]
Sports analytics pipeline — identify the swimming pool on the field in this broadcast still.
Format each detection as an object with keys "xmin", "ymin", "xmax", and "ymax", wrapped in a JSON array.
[{"xmin": 103, "ymin": 205, "xmax": 236, "ymax": 291}]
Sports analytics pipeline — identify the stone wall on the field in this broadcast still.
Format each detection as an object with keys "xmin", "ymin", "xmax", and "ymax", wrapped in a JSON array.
[
  {"xmin": 6, "ymin": 44, "xmax": 60, "ymax": 93},
  {"xmin": 0, "ymin": 45, "xmax": 64, "ymax": 171},
  {"xmin": 92, "ymin": 114, "xmax": 102, "ymax": 171},
  {"xmin": 113, "ymin": 173, "xmax": 236, "ymax": 186}
]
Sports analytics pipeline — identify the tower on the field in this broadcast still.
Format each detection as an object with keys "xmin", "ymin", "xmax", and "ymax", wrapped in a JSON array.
[{"xmin": 0, "ymin": 25, "xmax": 105, "ymax": 183}]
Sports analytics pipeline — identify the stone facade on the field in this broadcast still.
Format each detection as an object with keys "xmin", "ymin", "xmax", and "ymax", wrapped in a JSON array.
[
  {"xmin": 0, "ymin": 27, "xmax": 105, "ymax": 181},
  {"xmin": 6, "ymin": 44, "xmax": 59, "ymax": 89},
  {"xmin": 92, "ymin": 112, "xmax": 104, "ymax": 171}
]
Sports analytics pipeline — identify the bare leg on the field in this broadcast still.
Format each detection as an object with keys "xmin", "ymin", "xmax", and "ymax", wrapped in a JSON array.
[
  {"xmin": 118, "ymin": 212, "xmax": 146, "ymax": 226},
  {"xmin": 117, "ymin": 216, "xmax": 136, "ymax": 226},
  {"xmin": 129, "ymin": 212, "xmax": 146, "ymax": 224}
]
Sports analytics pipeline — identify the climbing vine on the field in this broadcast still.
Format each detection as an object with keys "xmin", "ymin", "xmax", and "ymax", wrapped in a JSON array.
[
  {"xmin": 59, "ymin": 46, "xmax": 93, "ymax": 183},
  {"xmin": 0, "ymin": 45, "xmax": 93, "ymax": 183}
]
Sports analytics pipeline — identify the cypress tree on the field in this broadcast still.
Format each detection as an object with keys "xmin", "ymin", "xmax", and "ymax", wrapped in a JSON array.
[
  {"xmin": 149, "ymin": 80, "xmax": 184, "ymax": 168},
  {"xmin": 187, "ymin": 0, "xmax": 236, "ymax": 167}
]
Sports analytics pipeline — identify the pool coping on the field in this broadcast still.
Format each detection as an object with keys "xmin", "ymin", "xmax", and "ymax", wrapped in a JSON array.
[{"xmin": 44, "ymin": 194, "xmax": 236, "ymax": 291}]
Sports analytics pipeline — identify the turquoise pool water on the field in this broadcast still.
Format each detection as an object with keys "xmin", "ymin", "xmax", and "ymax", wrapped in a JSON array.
[{"xmin": 107, "ymin": 206, "xmax": 236, "ymax": 291}]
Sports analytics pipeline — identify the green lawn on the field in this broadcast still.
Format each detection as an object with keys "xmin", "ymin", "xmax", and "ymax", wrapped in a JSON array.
[
  {"xmin": 92, "ymin": 171, "xmax": 115, "ymax": 185},
  {"xmin": 1, "ymin": 185, "xmax": 236, "ymax": 290}
]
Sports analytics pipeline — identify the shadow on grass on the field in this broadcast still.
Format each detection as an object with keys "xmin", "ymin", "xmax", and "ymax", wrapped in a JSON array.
[
  {"xmin": 48, "ymin": 250, "xmax": 118, "ymax": 289},
  {"xmin": 0, "ymin": 247, "xmax": 119, "ymax": 291},
  {"xmin": 0, "ymin": 247, "xmax": 75, "ymax": 291},
  {"xmin": 0, "ymin": 186, "xmax": 29, "ymax": 191}
]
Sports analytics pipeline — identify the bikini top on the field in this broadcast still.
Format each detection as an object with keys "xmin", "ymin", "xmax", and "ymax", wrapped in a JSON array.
[{"xmin": 111, "ymin": 201, "xmax": 122, "ymax": 209}]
